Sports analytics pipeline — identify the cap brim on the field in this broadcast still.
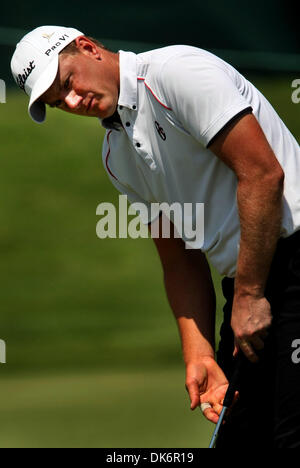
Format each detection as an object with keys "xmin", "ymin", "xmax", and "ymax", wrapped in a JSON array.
[{"xmin": 28, "ymin": 55, "xmax": 59, "ymax": 124}]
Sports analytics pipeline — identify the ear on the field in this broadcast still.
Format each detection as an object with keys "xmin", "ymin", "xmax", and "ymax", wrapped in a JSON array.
[{"xmin": 74, "ymin": 36, "xmax": 101, "ymax": 60}]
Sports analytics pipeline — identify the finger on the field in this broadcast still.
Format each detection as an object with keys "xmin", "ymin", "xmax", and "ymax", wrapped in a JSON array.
[
  {"xmin": 204, "ymin": 391, "xmax": 239, "ymax": 424},
  {"xmin": 186, "ymin": 382, "xmax": 200, "ymax": 410},
  {"xmin": 225, "ymin": 391, "xmax": 240, "ymax": 416},
  {"xmin": 250, "ymin": 335, "xmax": 265, "ymax": 351},
  {"xmin": 202, "ymin": 407, "xmax": 219, "ymax": 425},
  {"xmin": 233, "ymin": 390, "xmax": 239, "ymax": 405},
  {"xmin": 259, "ymin": 330, "xmax": 269, "ymax": 340},
  {"xmin": 239, "ymin": 340, "xmax": 259, "ymax": 363},
  {"xmin": 212, "ymin": 402, "xmax": 223, "ymax": 416},
  {"xmin": 233, "ymin": 341, "xmax": 239, "ymax": 358}
]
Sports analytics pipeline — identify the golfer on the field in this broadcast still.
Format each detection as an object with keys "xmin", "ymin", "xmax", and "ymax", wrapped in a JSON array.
[{"xmin": 11, "ymin": 26, "xmax": 300, "ymax": 448}]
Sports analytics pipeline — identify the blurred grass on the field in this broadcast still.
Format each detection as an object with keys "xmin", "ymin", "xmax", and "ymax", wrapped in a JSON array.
[
  {"xmin": 0, "ymin": 369, "xmax": 213, "ymax": 448},
  {"xmin": 0, "ymin": 74, "xmax": 299, "ymax": 447},
  {"xmin": 0, "ymin": 93, "xmax": 179, "ymax": 375}
]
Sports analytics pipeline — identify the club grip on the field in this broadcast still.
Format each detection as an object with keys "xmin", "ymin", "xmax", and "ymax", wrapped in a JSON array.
[{"xmin": 223, "ymin": 352, "xmax": 246, "ymax": 408}]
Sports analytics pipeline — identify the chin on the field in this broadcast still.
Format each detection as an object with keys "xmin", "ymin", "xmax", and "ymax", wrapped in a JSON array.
[
  {"xmin": 101, "ymin": 108, "xmax": 116, "ymax": 119},
  {"xmin": 97, "ymin": 99, "xmax": 117, "ymax": 119}
]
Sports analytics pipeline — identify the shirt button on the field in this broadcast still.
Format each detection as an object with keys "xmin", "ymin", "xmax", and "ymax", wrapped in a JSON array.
[
  {"xmin": 136, "ymin": 142, "xmax": 141, "ymax": 148},
  {"xmin": 132, "ymin": 105, "xmax": 137, "ymax": 110},
  {"xmin": 126, "ymin": 122, "xmax": 131, "ymax": 127}
]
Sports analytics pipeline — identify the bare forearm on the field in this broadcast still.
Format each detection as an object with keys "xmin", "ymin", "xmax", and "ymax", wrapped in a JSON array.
[
  {"xmin": 152, "ymin": 230, "xmax": 223, "ymax": 416},
  {"xmin": 163, "ymin": 252, "xmax": 216, "ymax": 363},
  {"xmin": 209, "ymin": 113, "xmax": 285, "ymax": 361},
  {"xmin": 235, "ymin": 174, "xmax": 284, "ymax": 297}
]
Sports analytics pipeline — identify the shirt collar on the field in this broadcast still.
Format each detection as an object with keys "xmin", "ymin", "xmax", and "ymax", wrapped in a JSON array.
[
  {"xmin": 118, "ymin": 50, "xmax": 138, "ymax": 111},
  {"xmin": 100, "ymin": 50, "xmax": 139, "ymax": 130}
]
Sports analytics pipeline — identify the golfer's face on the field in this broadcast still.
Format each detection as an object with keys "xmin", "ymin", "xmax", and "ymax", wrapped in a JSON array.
[{"xmin": 41, "ymin": 47, "xmax": 119, "ymax": 119}]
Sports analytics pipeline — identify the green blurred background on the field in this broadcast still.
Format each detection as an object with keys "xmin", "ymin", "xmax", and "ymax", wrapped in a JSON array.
[{"xmin": 0, "ymin": 0, "xmax": 299, "ymax": 448}]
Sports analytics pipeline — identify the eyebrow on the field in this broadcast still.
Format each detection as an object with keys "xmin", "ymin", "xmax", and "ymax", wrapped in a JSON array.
[
  {"xmin": 43, "ymin": 88, "xmax": 61, "ymax": 108},
  {"xmin": 49, "ymin": 100, "xmax": 62, "ymax": 108}
]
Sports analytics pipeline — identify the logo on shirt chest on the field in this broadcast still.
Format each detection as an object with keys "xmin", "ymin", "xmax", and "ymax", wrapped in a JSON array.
[{"xmin": 155, "ymin": 121, "xmax": 166, "ymax": 141}]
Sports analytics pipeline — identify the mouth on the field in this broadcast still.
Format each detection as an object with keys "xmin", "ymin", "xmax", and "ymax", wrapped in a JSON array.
[{"xmin": 87, "ymin": 97, "xmax": 94, "ymax": 113}]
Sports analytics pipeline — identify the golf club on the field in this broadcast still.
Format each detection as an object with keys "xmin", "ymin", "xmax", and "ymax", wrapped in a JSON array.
[{"xmin": 209, "ymin": 352, "xmax": 246, "ymax": 448}]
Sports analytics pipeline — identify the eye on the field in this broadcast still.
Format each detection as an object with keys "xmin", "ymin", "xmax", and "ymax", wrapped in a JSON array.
[
  {"xmin": 64, "ymin": 76, "xmax": 71, "ymax": 90},
  {"xmin": 49, "ymin": 100, "xmax": 62, "ymax": 108}
]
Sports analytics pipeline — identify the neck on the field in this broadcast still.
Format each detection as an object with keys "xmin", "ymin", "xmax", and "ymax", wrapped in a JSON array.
[{"xmin": 102, "ymin": 109, "xmax": 122, "ymax": 130}]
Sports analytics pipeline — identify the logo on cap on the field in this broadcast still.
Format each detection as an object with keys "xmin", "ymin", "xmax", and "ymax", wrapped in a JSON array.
[
  {"xmin": 44, "ymin": 33, "xmax": 70, "ymax": 56},
  {"xmin": 16, "ymin": 61, "xmax": 36, "ymax": 92},
  {"xmin": 42, "ymin": 32, "xmax": 55, "ymax": 43}
]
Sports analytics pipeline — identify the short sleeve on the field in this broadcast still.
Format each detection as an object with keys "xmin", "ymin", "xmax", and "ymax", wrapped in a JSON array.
[{"xmin": 159, "ymin": 53, "xmax": 252, "ymax": 147}]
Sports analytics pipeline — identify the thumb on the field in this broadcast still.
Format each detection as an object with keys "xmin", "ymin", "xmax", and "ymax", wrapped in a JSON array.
[
  {"xmin": 233, "ymin": 340, "xmax": 239, "ymax": 358},
  {"xmin": 186, "ymin": 380, "xmax": 200, "ymax": 410}
]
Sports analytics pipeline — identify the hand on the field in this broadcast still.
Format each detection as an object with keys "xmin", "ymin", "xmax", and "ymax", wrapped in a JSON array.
[
  {"xmin": 231, "ymin": 294, "xmax": 272, "ymax": 363},
  {"xmin": 185, "ymin": 357, "xmax": 235, "ymax": 424}
]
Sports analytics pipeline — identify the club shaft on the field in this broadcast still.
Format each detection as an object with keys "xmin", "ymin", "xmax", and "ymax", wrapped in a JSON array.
[
  {"xmin": 208, "ymin": 406, "xmax": 227, "ymax": 448},
  {"xmin": 208, "ymin": 353, "xmax": 246, "ymax": 448}
]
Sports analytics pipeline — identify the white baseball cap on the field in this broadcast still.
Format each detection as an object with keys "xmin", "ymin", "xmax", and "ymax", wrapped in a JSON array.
[{"xmin": 11, "ymin": 25, "xmax": 84, "ymax": 123}]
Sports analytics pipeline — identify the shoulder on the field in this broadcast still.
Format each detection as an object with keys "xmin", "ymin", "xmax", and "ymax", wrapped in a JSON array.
[
  {"xmin": 139, "ymin": 45, "xmax": 206, "ymax": 81},
  {"xmin": 141, "ymin": 45, "xmax": 230, "ymax": 76},
  {"xmin": 140, "ymin": 46, "xmax": 233, "ymax": 103},
  {"xmin": 138, "ymin": 46, "xmax": 201, "ymax": 108}
]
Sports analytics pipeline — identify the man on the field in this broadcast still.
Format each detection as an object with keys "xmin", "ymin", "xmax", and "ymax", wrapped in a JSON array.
[{"xmin": 11, "ymin": 26, "xmax": 300, "ymax": 448}]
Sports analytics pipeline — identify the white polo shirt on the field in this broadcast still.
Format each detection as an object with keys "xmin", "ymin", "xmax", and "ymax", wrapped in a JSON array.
[{"xmin": 101, "ymin": 45, "xmax": 300, "ymax": 278}]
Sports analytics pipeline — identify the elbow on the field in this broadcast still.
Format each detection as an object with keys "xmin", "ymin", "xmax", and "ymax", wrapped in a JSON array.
[
  {"xmin": 243, "ymin": 164, "xmax": 285, "ymax": 192},
  {"xmin": 260, "ymin": 166, "xmax": 285, "ymax": 200},
  {"xmin": 238, "ymin": 164, "xmax": 285, "ymax": 202},
  {"xmin": 278, "ymin": 167, "xmax": 285, "ymax": 187},
  {"xmin": 260, "ymin": 166, "xmax": 285, "ymax": 204},
  {"xmin": 270, "ymin": 165, "xmax": 285, "ymax": 195}
]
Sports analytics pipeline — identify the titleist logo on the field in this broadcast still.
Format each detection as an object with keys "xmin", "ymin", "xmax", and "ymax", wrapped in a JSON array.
[{"xmin": 16, "ymin": 61, "xmax": 35, "ymax": 91}]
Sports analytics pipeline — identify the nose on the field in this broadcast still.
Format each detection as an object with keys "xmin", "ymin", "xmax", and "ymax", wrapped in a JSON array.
[{"xmin": 64, "ymin": 90, "xmax": 83, "ymax": 110}]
